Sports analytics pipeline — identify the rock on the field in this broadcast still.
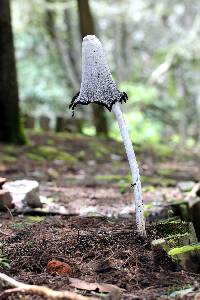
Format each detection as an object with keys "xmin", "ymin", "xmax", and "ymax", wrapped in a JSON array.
[
  {"xmin": 0, "ymin": 190, "xmax": 13, "ymax": 210},
  {"xmin": 0, "ymin": 177, "xmax": 6, "ymax": 189},
  {"xmin": 177, "ymin": 181, "xmax": 195, "ymax": 192},
  {"xmin": 3, "ymin": 180, "xmax": 42, "ymax": 209}
]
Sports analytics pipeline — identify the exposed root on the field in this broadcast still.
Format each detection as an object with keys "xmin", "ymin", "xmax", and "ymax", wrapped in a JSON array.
[{"xmin": 0, "ymin": 272, "xmax": 99, "ymax": 300}]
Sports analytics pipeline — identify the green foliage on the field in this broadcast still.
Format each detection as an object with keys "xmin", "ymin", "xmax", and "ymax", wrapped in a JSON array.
[
  {"xmin": 11, "ymin": 0, "xmax": 200, "ymax": 147},
  {"xmin": 0, "ymin": 256, "xmax": 10, "ymax": 269},
  {"xmin": 109, "ymin": 83, "xmax": 162, "ymax": 145}
]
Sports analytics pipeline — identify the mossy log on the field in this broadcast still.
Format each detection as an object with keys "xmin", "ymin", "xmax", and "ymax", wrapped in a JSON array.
[
  {"xmin": 169, "ymin": 194, "xmax": 200, "ymax": 240},
  {"xmin": 155, "ymin": 219, "xmax": 196, "ymax": 238},
  {"xmin": 168, "ymin": 243, "xmax": 200, "ymax": 273},
  {"xmin": 188, "ymin": 197, "xmax": 200, "ymax": 240},
  {"xmin": 152, "ymin": 231, "xmax": 197, "ymax": 253},
  {"xmin": 171, "ymin": 201, "xmax": 191, "ymax": 222},
  {"xmin": 152, "ymin": 220, "xmax": 199, "ymax": 273}
]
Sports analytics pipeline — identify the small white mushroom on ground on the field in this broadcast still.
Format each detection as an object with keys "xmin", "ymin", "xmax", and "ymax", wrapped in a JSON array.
[{"xmin": 69, "ymin": 35, "xmax": 146, "ymax": 236}]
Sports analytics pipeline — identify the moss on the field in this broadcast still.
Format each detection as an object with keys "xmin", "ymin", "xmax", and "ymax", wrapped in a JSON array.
[
  {"xmin": 95, "ymin": 174, "xmax": 122, "ymax": 182},
  {"xmin": 168, "ymin": 243, "xmax": 200, "ymax": 256},
  {"xmin": 171, "ymin": 202, "xmax": 191, "ymax": 222},
  {"xmin": 47, "ymin": 139, "xmax": 55, "ymax": 145},
  {"xmin": 9, "ymin": 216, "xmax": 44, "ymax": 229},
  {"xmin": 3, "ymin": 145, "xmax": 19, "ymax": 155},
  {"xmin": 90, "ymin": 141, "xmax": 109, "ymax": 158},
  {"xmin": 30, "ymin": 146, "xmax": 78, "ymax": 164},
  {"xmin": 119, "ymin": 179, "xmax": 128, "ymax": 194},
  {"xmin": 158, "ymin": 168, "xmax": 174, "ymax": 176},
  {"xmin": 141, "ymin": 175, "xmax": 176, "ymax": 186},
  {"xmin": 56, "ymin": 152, "xmax": 78, "ymax": 163},
  {"xmin": 165, "ymin": 232, "xmax": 197, "ymax": 249},
  {"xmin": 0, "ymin": 155, "xmax": 17, "ymax": 163},
  {"xmin": 57, "ymin": 132, "xmax": 84, "ymax": 140},
  {"xmin": 26, "ymin": 216, "xmax": 44, "ymax": 223},
  {"xmin": 77, "ymin": 150, "xmax": 85, "ymax": 160},
  {"xmin": 27, "ymin": 153, "xmax": 46, "ymax": 162},
  {"xmin": 36, "ymin": 146, "xmax": 59, "ymax": 159},
  {"xmin": 155, "ymin": 220, "xmax": 191, "ymax": 237},
  {"xmin": 144, "ymin": 203, "xmax": 154, "ymax": 209},
  {"xmin": 142, "ymin": 186, "xmax": 156, "ymax": 193},
  {"xmin": 95, "ymin": 173, "xmax": 169, "ymax": 191}
]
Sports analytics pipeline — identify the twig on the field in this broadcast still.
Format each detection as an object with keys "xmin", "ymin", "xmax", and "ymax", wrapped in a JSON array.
[
  {"xmin": 0, "ymin": 272, "xmax": 99, "ymax": 300},
  {"xmin": 4, "ymin": 205, "xmax": 13, "ymax": 220}
]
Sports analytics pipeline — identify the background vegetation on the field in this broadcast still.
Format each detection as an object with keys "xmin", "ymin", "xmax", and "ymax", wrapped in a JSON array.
[{"xmin": 1, "ymin": 0, "xmax": 200, "ymax": 148}]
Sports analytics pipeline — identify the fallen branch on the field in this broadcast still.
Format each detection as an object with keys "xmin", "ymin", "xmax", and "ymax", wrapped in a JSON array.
[{"xmin": 0, "ymin": 272, "xmax": 99, "ymax": 300}]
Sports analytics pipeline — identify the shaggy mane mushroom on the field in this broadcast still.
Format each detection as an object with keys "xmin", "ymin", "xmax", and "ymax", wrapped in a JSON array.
[{"xmin": 69, "ymin": 35, "xmax": 146, "ymax": 237}]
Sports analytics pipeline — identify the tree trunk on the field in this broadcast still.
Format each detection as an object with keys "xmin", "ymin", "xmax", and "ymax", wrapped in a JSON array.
[
  {"xmin": 77, "ymin": 0, "xmax": 109, "ymax": 137},
  {"xmin": 64, "ymin": 8, "xmax": 81, "ymax": 82},
  {"xmin": 0, "ymin": 0, "xmax": 25, "ymax": 144},
  {"xmin": 45, "ymin": 9, "xmax": 80, "ymax": 92}
]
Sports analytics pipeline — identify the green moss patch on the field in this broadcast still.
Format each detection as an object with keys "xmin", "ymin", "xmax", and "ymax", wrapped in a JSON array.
[
  {"xmin": 29, "ymin": 146, "xmax": 78, "ymax": 164},
  {"xmin": 95, "ymin": 174, "xmax": 124, "ymax": 182},
  {"xmin": 27, "ymin": 153, "xmax": 46, "ymax": 162},
  {"xmin": 0, "ymin": 155, "xmax": 17, "ymax": 163},
  {"xmin": 90, "ymin": 141, "xmax": 110, "ymax": 159},
  {"xmin": 168, "ymin": 243, "xmax": 200, "ymax": 256},
  {"xmin": 155, "ymin": 220, "xmax": 193, "ymax": 237},
  {"xmin": 151, "ymin": 231, "xmax": 197, "ymax": 253}
]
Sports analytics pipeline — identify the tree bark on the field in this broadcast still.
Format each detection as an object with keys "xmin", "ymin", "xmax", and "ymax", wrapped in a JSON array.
[
  {"xmin": 0, "ymin": 0, "xmax": 25, "ymax": 144},
  {"xmin": 45, "ymin": 9, "xmax": 80, "ymax": 92},
  {"xmin": 77, "ymin": 0, "xmax": 109, "ymax": 137},
  {"xmin": 64, "ymin": 8, "xmax": 81, "ymax": 82}
]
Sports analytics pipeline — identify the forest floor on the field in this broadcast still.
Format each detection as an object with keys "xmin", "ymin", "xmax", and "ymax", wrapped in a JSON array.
[{"xmin": 0, "ymin": 132, "xmax": 200, "ymax": 300}]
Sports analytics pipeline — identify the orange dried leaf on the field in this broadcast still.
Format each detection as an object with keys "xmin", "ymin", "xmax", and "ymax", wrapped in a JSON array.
[{"xmin": 47, "ymin": 260, "xmax": 72, "ymax": 276}]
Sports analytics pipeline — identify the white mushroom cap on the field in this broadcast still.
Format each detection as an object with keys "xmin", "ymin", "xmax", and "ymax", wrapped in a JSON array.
[{"xmin": 69, "ymin": 35, "xmax": 127, "ymax": 113}]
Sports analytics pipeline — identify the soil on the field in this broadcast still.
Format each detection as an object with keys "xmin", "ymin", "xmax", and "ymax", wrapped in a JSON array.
[
  {"xmin": 0, "ymin": 132, "xmax": 200, "ymax": 299},
  {"xmin": 0, "ymin": 216, "xmax": 200, "ymax": 299}
]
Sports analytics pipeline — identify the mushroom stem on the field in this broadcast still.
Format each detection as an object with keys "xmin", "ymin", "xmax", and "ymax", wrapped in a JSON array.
[{"xmin": 112, "ymin": 102, "xmax": 146, "ymax": 237}]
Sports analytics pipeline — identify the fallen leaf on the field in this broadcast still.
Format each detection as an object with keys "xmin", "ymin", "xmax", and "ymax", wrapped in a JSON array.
[
  {"xmin": 47, "ymin": 260, "xmax": 72, "ymax": 276},
  {"xmin": 69, "ymin": 277, "xmax": 123, "ymax": 294}
]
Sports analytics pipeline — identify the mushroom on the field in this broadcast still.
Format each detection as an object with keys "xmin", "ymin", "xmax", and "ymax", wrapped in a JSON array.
[{"xmin": 69, "ymin": 35, "xmax": 146, "ymax": 237}]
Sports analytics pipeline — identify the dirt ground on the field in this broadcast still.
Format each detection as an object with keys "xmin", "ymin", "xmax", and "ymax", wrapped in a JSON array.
[
  {"xmin": 0, "ymin": 132, "xmax": 200, "ymax": 299},
  {"xmin": 1, "ymin": 216, "xmax": 200, "ymax": 300}
]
